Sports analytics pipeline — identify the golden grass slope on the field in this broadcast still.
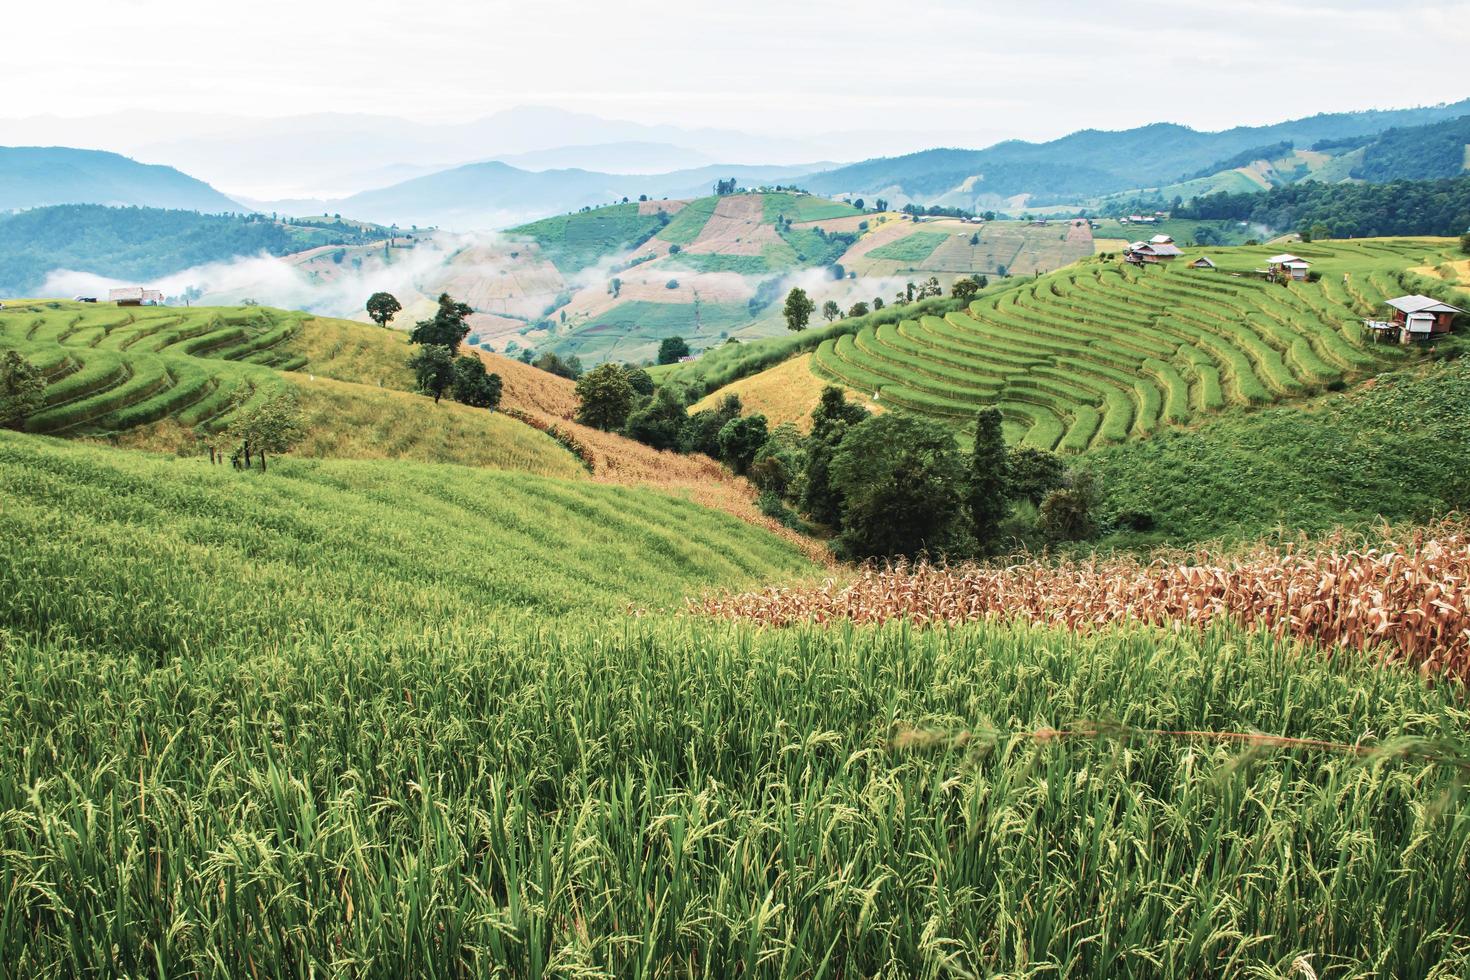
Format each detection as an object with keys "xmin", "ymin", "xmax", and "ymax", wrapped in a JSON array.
[{"xmin": 689, "ymin": 353, "xmax": 882, "ymax": 432}]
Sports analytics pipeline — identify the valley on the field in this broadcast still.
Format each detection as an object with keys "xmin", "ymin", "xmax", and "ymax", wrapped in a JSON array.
[{"xmin": 6, "ymin": 70, "xmax": 1470, "ymax": 976}]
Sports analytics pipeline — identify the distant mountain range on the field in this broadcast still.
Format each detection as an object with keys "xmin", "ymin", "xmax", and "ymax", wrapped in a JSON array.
[
  {"xmin": 4, "ymin": 99, "xmax": 1469, "ymax": 234},
  {"xmin": 803, "ymin": 100, "xmax": 1470, "ymax": 209},
  {"xmin": 0, "ymin": 147, "xmax": 240, "ymax": 213}
]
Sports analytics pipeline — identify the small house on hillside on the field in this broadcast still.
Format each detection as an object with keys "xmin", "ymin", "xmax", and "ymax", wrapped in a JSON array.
[
  {"xmin": 110, "ymin": 287, "xmax": 164, "ymax": 306},
  {"xmin": 1265, "ymin": 254, "xmax": 1311, "ymax": 281},
  {"xmin": 1363, "ymin": 294, "xmax": 1465, "ymax": 344},
  {"xmin": 1124, "ymin": 240, "xmax": 1183, "ymax": 265},
  {"xmin": 1187, "ymin": 256, "xmax": 1217, "ymax": 270},
  {"xmin": 1149, "ymin": 234, "xmax": 1175, "ymax": 245}
]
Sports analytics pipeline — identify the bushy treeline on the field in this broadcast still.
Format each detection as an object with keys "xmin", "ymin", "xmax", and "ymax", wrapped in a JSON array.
[
  {"xmin": 1173, "ymin": 175, "xmax": 1470, "ymax": 238},
  {"xmin": 576, "ymin": 360, "xmax": 1099, "ymax": 560}
]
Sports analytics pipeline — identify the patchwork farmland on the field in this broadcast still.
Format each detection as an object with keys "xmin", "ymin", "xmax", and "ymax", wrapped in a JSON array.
[{"xmin": 812, "ymin": 239, "xmax": 1455, "ymax": 449}]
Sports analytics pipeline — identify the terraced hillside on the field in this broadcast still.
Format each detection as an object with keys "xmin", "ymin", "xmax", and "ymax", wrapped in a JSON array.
[
  {"xmin": 812, "ymin": 238, "xmax": 1462, "ymax": 449},
  {"xmin": 0, "ymin": 302, "xmax": 310, "ymax": 437},
  {"xmin": 0, "ymin": 300, "xmax": 590, "ymax": 478}
]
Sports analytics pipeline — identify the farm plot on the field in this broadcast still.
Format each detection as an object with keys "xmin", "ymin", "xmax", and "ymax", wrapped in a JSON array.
[{"xmin": 809, "ymin": 240, "xmax": 1457, "ymax": 451}]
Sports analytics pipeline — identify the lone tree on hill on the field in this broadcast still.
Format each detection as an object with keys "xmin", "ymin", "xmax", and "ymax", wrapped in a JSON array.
[
  {"xmin": 847, "ymin": 301, "xmax": 869, "ymax": 318},
  {"xmin": 822, "ymin": 300, "xmax": 841, "ymax": 322},
  {"xmin": 451, "ymin": 355, "xmax": 502, "ymax": 409},
  {"xmin": 408, "ymin": 344, "xmax": 456, "ymax": 403},
  {"xmin": 229, "ymin": 391, "xmax": 306, "ymax": 473},
  {"xmin": 575, "ymin": 362, "xmax": 636, "ymax": 431},
  {"xmin": 951, "ymin": 277, "xmax": 981, "ymax": 302},
  {"xmin": 409, "ymin": 292, "xmax": 473, "ymax": 352},
  {"xmin": 365, "ymin": 291, "xmax": 401, "ymax": 328},
  {"xmin": 0, "ymin": 350, "xmax": 46, "ymax": 429},
  {"xmin": 658, "ymin": 336, "xmax": 691, "ymax": 365},
  {"xmin": 966, "ymin": 408, "xmax": 1010, "ymax": 553},
  {"xmin": 783, "ymin": 287, "xmax": 815, "ymax": 332}
]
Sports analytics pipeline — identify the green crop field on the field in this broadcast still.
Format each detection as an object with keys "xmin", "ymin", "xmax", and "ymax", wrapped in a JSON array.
[
  {"xmin": 1091, "ymin": 356, "xmax": 1470, "ymax": 544},
  {"xmin": 3, "ymin": 428, "xmax": 1469, "ymax": 975},
  {"xmin": 811, "ymin": 239, "xmax": 1463, "ymax": 450},
  {"xmin": 0, "ymin": 300, "xmax": 584, "ymax": 475},
  {"xmin": 509, "ymin": 203, "xmax": 667, "ymax": 272},
  {"xmin": 864, "ymin": 230, "xmax": 949, "ymax": 263},
  {"xmin": 761, "ymin": 191, "xmax": 860, "ymax": 223}
]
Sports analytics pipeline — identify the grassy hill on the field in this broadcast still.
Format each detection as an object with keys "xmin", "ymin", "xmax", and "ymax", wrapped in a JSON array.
[
  {"xmin": 808, "ymin": 238, "xmax": 1463, "ymax": 447},
  {"xmin": 4, "ymin": 426, "xmax": 1470, "ymax": 974},
  {"xmin": 0, "ymin": 300, "xmax": 584, "ymax": 477}
]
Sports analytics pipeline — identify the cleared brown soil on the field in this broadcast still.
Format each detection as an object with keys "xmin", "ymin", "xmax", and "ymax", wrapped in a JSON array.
[
  {"xmin": 639, "ymin": 199, "xmax": 688, "ymax": 215},
  {"xmin": 687, "ymin": 195, "xmax": 783, "ymax": 256}
]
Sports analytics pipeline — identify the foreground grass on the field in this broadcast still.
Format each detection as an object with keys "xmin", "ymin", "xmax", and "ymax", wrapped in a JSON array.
[{"xmin": 2, "ymin": 432, "xmax": 1469, "ymax": 976}]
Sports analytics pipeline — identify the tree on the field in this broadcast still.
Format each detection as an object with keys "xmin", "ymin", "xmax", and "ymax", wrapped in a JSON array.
[
  {"xmin": 680, "ymin": 393, "xmax": 742, "ymax": 456},
  {"xmin": 623, "ymin": 365, "xmax": 655, "ymax": 396},
  {"xmin": 800, "ymin": 387, "xmax": 870, "ymax": 528},
  {"xmin": 230, "ymin": 391, "xmax": 306, "ymax": 472},
  {"xmin": 575, "ymin": 362, "xmax": 636, "ymax": 431},
  {"xmin": 847, "ymin": 301, "xmax": 870, "ymax": 318},
  {"xmin": 365, "ymin": 291, "xmax": 401, "ymax": 328},
  {"xmin": 966, "ymin": 408, "xmax": 1010, "ymax": 553},
  {"xmin": 623, "ymin": 385, "xmax": 687, "ymax": 450},
  {"xmin": 658, "ymin": 336, "xmax": 691, "ymax": 365},
  {"xmin": 872, "ymin": 297, "xmax": 884, "ymax": 311},
  {"xmin": 829, "ymin": 414, "xmax": 966, "ymax": 561},
  {"xmin": 0, "ymin": 350, "xmax": 46, "ymax": 429},
  {"xmin": 951, "ymin": 276, "xmax": 980, "ymax": 302},
  {"xmin": 716, "ymin": 413, "xmax": 769, "ymax": 474},
  {"xmin": 822, "ymin": 300, "xmax": 842, "ymax": 322},
  {"xmin": 409, "ymin": 293, "xmax": 473, "ymax": 352},
  {"xmin": 969, "ymin": 232, "xmax": 979, "ymax": 246},
  {"xmin": 1460, "ymin": 232, "xmax": 1470, "ymax": 255},
  {"xmin": 853, "ymin": 198, "xmax": 865, "ymax": 210},
  {"xmin": 533, "ymin": 351, "xmax": 583, "ymax": 380},
  {"xmin": 875, "ymin": 198, "xmax": 888, "ymax": 212},
  {"xmin": 783, "ymin": 287, "xmax": 815, "ymax": 332},
  {"xmin": 1038, "ymin": 470, "xmax": 1100, "ymax": 543},
  {"xmin": 1006, "ymin": 447, "xmax": 1067, "ymax": 505},
  {"xmin": 408, "ymin": 344, "xmax": 456, "ymax": 403},
  {"xmin": 1310, "ymin": 222, "xmax": 1332, "ymax": 242},
  {"xmin": 451, "ymin": 355, "xmax": 502, "ymax": 408}
]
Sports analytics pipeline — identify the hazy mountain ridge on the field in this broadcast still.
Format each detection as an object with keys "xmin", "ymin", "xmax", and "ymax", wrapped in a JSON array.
[{"xmin": 0, "ymin": 146, "xmax": 240, "ymax": 213}]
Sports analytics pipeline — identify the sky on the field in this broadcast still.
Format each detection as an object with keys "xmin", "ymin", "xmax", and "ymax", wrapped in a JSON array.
[{"xmin": 5, "ymin": 0, "xmax": 1469, "ymax": 153}]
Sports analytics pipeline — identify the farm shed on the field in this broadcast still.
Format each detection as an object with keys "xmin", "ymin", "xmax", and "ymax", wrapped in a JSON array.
[
  {"xmin": 109, "ymin": 287, "xmax": 165, "ymax": 306},
  {"xmin": 1123, "ymin": 240, "xmax": 1182, "ymax": 265},
  {"xmin": 1149, "ymin": 234, "xmax": 1175, "ymax": 245},
  {"xmin": 1266, "ymin": 254, "xmax": 1311, "ymax": 281},
  {"xmin": 1187, "ymin": 256, "xmax": 1217, "ymax": 270},
  {"xmin": 1364, "ymin": 294, "xmax": 1465, "ymax": 344}
]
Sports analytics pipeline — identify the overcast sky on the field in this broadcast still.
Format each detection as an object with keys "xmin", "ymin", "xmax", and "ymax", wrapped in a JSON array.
[{"xmin": 6, "ymin": 0, "xmax": 1470, "ymax": 147}]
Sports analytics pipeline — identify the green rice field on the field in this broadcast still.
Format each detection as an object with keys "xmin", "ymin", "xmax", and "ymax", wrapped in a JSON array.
[
  {"xmin": 1, "ymin": 430, "xmax": 1468, "ymax": 976},
  {"xmin": 812, "ymin": 239, "xmax": 1462, "ymax": 448}
]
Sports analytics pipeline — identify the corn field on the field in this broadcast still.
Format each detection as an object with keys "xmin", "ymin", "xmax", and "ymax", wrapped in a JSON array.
[{"xmin": 696, "ymin": 525, "xmax": 1470, "ymax": 681}]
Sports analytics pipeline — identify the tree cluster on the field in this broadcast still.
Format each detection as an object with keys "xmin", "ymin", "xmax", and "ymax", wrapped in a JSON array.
[
  {"xmin": 1173, "ymin": 175, "xmax": 1470, "ymax": 239},
  {"xmin": 402, "ymin": 292, "xmax": 502, "ymax": 410}
]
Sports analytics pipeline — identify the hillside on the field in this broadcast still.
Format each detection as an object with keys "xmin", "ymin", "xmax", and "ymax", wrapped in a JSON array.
[
  {"xmin": 324, "ymin": 160, "xmax": 829, "ymax": 230},
  {"xmin": 444, "ymin": 195, "xmax": 1081, "ymax": 365},
  {"xmin": 0, "ymin": 146, "xmax": 239, "ymax": 212},
  {"xmin": 0, "ymin": 204, "xmax": 395, "ymax": 296},
  {"xmin": 805, "ymin": 239, "xmax": 1462, "ymax": 448},
  {"xmin": 0, "ymin": 300, "xmax": 583, "ymax": 477},
  {"xmin": 4, "ymin": 424, "xmax": 1470, "ymax": 974},
  {"xmin": 802, "ymin": 101, "xmax": 1470, "ymax": 209}
]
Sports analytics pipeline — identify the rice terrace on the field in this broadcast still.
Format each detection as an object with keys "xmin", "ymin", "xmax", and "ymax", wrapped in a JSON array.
[{"xmin": 6, "ymin": 4, "xmax": 1470, "ymax": 977}]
